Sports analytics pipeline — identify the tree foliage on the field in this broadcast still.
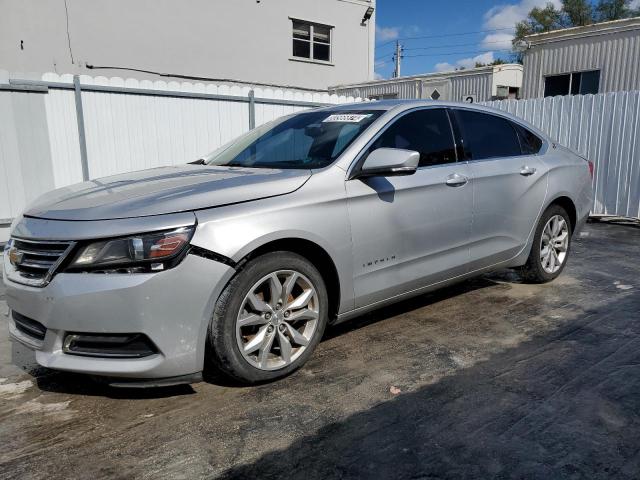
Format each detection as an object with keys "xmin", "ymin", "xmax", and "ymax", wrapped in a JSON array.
[
  {"xmin": 514, "ymin": 0, "xmax": 639, "ymax": 43},
  {"xmin": 563, "ymin": 0, "xmax": 593, "ymax": 26},
  {"xmin": 596, "ymin": 0, "xmax": 634, "ymax": 21}
]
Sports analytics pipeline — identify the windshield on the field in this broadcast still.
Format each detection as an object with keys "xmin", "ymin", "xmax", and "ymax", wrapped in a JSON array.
[{"xmin": 204, "ymin": 110, "xmax": 383, "ymax": 169}]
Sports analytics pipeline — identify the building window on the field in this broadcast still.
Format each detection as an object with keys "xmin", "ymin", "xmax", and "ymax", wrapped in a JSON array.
[
  {"xmin": 430, "ymin": 89, "xmax": 441, "ymax": 100},
  {"xmin": 496, "ymin": 86, "xmax": 520, "ymax": 100},
  {"xmin": 544, "ymin": 70, "xmax": 600, "ymax": 97},
  {"xmin": 292, "ymin": 20, "xmax": 332, "ymax": 62}
]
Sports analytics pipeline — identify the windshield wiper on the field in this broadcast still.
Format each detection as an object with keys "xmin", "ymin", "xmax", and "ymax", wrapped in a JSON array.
[
  {"xmin": 188, "ymin": 159, "xmax": 206, "ymax": 165},
  {"xmin": 223, "ymin": 160, "xmax": 313, "ymax": 169}
]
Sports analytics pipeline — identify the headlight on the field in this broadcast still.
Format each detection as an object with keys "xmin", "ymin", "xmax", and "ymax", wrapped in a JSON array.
[{"xmin": 67, "ymin": 226, "xmax": 194, "ymax": 273}]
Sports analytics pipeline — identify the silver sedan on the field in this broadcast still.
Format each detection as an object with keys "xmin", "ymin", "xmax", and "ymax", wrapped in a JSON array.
[{"xmin": 3, "ymin": 101, "xmax": 594, "ymax": 385}]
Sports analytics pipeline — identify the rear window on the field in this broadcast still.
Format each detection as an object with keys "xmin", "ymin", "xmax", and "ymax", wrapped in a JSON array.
[
  {"xmin": 513, "ymin": 123, "xmax": 543, "ymax": 155},
  {"xmin": 453, "ymin": 109, "xmax": 522, "ymax": 161}
]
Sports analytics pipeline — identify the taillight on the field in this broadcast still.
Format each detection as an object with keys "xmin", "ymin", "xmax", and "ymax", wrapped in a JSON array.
[{"xmin": 588, "ymin": 160, "xmax": 594, "ymax": 180}]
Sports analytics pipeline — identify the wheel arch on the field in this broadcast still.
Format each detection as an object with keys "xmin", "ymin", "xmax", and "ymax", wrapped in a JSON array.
[
  {"xmin": 237, "ymin": 237, "xmax": 343, "ymax": 322},
  {"xmin": 546, "ymin": 194, "xmax": 577, "ymax": 233}
]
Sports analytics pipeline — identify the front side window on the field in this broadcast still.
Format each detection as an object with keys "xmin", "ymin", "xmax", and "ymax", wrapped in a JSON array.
[
  {"xmin": 366, "ymin": 109, "xmax": 457, "ymax": 167},
  {"xmin": 292, "ymin": 20, "xmax": 332, "ymax": 62},
  {"xmin": 544, "ymin": 70, "xmax": 600, "ymax": 97},
  {"xmin": 453, "ymin": 109, "xmax": 521, "ymax": 161},
  {"xmin": 205, "ymin": 110, "xmax": 382, "ymax": 170}
]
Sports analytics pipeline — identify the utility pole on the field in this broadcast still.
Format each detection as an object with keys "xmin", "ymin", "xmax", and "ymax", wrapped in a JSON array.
[{"xmin": 393, "ymin": 40, "xmax": 403, "ymax": 78}]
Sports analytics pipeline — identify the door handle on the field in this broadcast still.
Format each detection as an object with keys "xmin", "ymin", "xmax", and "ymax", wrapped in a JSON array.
[
  {"xmin": 445, "ymin": 173, "xmax": 468, "ymax": 187},
  {"xmin": 520, "ymin": 165, "xmax": 537, "ymax": 176}
]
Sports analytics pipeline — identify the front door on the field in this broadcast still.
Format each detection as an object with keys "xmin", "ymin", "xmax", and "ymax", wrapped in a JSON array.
[{"xmin": 346, "ymin": 108, "xmax": 473, "ymax": 308}]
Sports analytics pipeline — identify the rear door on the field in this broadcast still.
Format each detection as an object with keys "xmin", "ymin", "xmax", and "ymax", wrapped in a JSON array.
[
  {"xmin": 346, "ymin": 107, "xmax": 473, "ymax": 308},
  {"xmin": 451, "ymin": 108, "xmax": 549, "ymax": 270}
]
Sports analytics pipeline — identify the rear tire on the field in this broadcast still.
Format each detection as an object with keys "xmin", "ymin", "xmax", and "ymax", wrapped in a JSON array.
[
  {"xmin": 520, "ymin": 205, "xmax": 572, "ymax": 283},
  {"xmin": 206, "ymin": 251, "xmax": 328, "ymax": 384}
]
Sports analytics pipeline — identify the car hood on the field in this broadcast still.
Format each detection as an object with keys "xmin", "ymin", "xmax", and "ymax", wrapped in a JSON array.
[{"xmin": 25, "ymin": 165, "xmax": 311, "ymax": 221}]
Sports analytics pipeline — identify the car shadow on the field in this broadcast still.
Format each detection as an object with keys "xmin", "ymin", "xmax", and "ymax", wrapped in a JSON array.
[
  {"xmin": 324, "ymin": 273, "xmax": 502, "ymax": 341},
  {"xmin": 32, "ymin": 370, "xmax": 197, "ymax": 399},
  {"xmin": 218, "ymin": 292, "xmax": 640, "ymax": 479},
  {"xmin": 361, "ymin": 176, "xmax": 396, "ymax": 203}
]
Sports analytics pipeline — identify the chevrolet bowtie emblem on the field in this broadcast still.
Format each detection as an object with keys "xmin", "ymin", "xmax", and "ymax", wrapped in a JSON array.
[{"xmin": 8, "ymin": 247, "xmax": 24, "ymax": 267}]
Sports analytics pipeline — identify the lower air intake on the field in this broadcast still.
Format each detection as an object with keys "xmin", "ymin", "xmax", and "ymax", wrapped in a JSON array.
[
  {"xmin": 63, "ymin": 333, "xmax": 158, "ymax": 358},
  {"xmin": 12, "ymin": 311, "xmax": 47, "ymax": 341}
]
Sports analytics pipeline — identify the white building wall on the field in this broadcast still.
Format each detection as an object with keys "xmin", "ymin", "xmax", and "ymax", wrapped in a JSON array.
[
  {"xmin": 491, "ymin": 65, "xmax": 523, "ymax": 97},
  {"xmin": 0, "ymin": 0, "xmax": 375, "ymax": 91}
]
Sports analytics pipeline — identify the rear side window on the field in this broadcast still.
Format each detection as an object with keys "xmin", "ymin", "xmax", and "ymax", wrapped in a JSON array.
[
  {"xmin": 453, "ymin": 109, "xmax": 521, "ymax": 160},
  {"xmin": 368, "ymin": 108, "xmax": 456, "ymax": 167},
  {"xmin": 513, "ymin": 123, "xmax": 543, "ymax": 155}
]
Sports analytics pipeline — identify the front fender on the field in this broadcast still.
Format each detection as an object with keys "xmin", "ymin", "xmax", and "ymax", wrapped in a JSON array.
[{"xmin": 190, "ymin": 168, "xmax": 355, "ymax": 314}]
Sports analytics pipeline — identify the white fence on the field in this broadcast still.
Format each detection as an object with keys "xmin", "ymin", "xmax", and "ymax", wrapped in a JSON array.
[
  {"xmin": 485, "ymin": 92, "xmax": 640, "ymax": 219},
  {"xmin": 1, "ymin": 77, "xmax": 639, "ymax": 242},
  {"xmin": 0, "ymin": 72, "xmax": 364, "ymax": 240}
]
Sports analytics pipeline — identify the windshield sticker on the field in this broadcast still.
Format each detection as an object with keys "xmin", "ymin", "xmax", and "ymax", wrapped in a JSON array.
[{"xmin": 322, "ymin": 114, "xmax": 373, "ymax": 123}]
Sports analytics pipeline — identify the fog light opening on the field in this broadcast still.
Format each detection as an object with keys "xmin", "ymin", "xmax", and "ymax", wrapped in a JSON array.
[{"xmin": 62, "ymin": 333, "xmax": 158, "ymax": 358}]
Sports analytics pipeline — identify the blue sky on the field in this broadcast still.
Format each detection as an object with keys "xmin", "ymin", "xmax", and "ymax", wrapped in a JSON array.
[{"xmin": 374, "ymin": 0, "xmax": 559, "ymax": 78}]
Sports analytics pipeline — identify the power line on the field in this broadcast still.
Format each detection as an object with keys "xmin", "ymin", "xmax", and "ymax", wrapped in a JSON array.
[
  {"xmin": 403, "ymin": 39, "xmax": 513, "ymax": 51},
  {"xmin": 402, "ymin": 48, "xmax": 514, "ymax": 59},
  {"xmin": 377, "ymin": 47, "xmax": 514, "ymax": 61},
  {"xmin": 375, "ymin": 26, "xmax": 516, "ymax": 50}
]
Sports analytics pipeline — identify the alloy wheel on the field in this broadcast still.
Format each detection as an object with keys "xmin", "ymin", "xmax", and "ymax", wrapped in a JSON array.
[
  {"xmin": 540, "ymin": 214, "xmax": 569, "ymax": 274},
  {"xmin": 235, "ymin": 270, "xmax": 320, "ymax": 370}
]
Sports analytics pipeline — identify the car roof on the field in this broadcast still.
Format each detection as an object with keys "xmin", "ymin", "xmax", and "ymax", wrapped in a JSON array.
[
  {"xmin": 320, "ymin": 100, "xmax": 551, "ymax": 143},
  {"xmin": 324, "ymin": 99, "xmax": 502, "ymax": 113}
]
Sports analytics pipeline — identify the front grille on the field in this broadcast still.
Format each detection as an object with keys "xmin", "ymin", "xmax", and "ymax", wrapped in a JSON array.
[
  {"xmin": 7, "ymin": 238, "xmax": 74, "ymax": 286},
  {"xmin": 12, "ymin": 311, "xmax": 47, "ymax": 341}
]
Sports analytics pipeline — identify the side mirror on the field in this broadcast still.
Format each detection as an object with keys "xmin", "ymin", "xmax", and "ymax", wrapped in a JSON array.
[{"xmin": 354, "ymin": 148, "xmax": 419, "ymax": 179}]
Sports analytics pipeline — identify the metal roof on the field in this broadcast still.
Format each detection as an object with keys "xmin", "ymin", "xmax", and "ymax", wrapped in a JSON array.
[
  {"xmin": 329, "ymin": 64, "xmax": 522, "ymax": 90},
  {"xmin": 524, "ymin": 16, "xmax": 640, "ymax": 45}
]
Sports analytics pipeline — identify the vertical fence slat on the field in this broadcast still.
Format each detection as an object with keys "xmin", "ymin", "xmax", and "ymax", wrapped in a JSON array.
[
  {"xmin": 484, "ymin": 91, "xmax": 640, "ymax": 218},
  {"xmin": 72, "ymin": 75, "xmax": 90, "ymax": 181}
]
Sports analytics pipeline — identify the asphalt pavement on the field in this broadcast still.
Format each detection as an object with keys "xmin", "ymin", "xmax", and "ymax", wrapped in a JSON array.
[{"xmin": 1, "ymin": 221, "xmax": 638, "ymax": 479}]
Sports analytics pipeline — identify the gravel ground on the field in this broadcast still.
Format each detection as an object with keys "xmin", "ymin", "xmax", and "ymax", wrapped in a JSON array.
[{"xmin": 0, "ymin": 221, "xmax": 638, "ymax": 479}]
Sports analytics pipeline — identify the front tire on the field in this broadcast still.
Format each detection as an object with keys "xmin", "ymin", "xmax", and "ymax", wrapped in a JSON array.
[
  {"xmin": 520, "ymin": 204, "xmax": 572, "ymax": 283},
  {"xmin": 206, "ymin": 251, "xmax": 328, "ymax": 384}
]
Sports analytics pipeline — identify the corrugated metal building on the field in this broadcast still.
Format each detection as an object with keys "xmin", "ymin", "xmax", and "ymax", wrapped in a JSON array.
[
  {"xmin": 521, "ymin": 17, "xmax": 640, "ymax": 98},
  {"xmin": 329, "ymin": 64, "xmax": 523, "ymax": 102}
]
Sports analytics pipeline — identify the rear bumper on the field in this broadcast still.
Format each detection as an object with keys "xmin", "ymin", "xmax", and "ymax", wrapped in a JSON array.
[{"xmin": 4, "ymin": 253, "xmax": 234, "ymax": 379}]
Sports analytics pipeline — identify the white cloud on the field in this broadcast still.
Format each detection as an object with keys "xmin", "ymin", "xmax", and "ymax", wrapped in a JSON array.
[
  {"xmin": 457, "ymin": 52, "xmax": 496, "ymax": 69},
  {"xmin": 480, "ymin": 0, "xmax": 562, "ymax": 50},
  {"xmin": 373, "ymin": 72, "xmax": 385, "ymax": 80},
  {"xmin": 435, "ymin": 62, "xmax": 456, "ymax": 72},
  {"xmin": 376, "ymin": 25, "xmax": 421, "ymax": 43},
  {"xmin": 481, "ymin": 32, "xmax": 515, "ymax": 50},
  {"xmin": 484, "ymin": 0, "xmax": 561, "ymax": 30},
  {"xmin": 434, "ymin": 52, "xmax": 496, "ymax": 73},
  {"xmin": 376, "ymin": 25, "xmax": 400, "ymax": 42},
  {"xmin": 630, "ymin": 0, "xmax": 640, "ymax": 8}
]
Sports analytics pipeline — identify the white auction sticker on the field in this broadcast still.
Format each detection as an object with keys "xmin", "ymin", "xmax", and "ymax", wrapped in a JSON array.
[{"xmin": 322, "ymin": 114, "xmax": 372, "ymax": 123}]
